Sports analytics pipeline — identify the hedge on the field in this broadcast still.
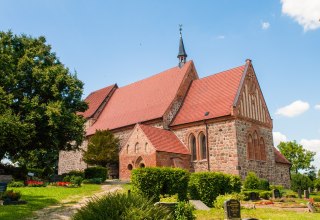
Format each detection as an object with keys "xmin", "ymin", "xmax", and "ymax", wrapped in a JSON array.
[
  {"xmin": 188, "ymin": 172, "xmax": 241, "ymax": 207},
  {"xmin": 84, "ymin": 167, "xmax": 108, "ymax": 181},
  {"xmin": 131, "ymin": 167, "xmax": 189, "ymax": 202}
]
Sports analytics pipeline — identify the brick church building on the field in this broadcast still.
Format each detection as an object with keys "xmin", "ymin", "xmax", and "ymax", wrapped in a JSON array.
[{"xmin": 58, "ymin": 31, "xmax": 291, "ymax": 187}]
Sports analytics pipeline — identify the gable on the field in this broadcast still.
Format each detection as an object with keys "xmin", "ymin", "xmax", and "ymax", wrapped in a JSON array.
[{"xmin": 233, "ymin": 61, "xmax": 272, "ymax": 126}]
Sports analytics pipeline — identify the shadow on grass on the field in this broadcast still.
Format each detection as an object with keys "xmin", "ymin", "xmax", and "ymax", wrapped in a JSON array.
[{"xmin": 0, "ymin": 195, "xmax": 58, "ymax": 220}]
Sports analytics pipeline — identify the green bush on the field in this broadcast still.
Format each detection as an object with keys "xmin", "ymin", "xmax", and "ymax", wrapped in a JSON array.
[
  {"xmin": 312, "ymin": 196, "xmax": 320, "ymax": 202},
  {"xmin": 66, "ymin": 170, "xmax": 85, "ymax": 178},
  {"xmin": 174, "ymin": 201, "xmax": 196, "ymax": 220},
  {"xmin": 188, "ymin": 172, "xmax": 241, "ymax": 207},
  {"xmin": 314, "ymin": 178, "xmax": 320, "ymax": 190},
  {"xmin": 282, "ymin": 190, "xmax": 297, "ymax": 198},
  {"xmin": 7, "ymin": 181, "xmax": 25, "ymax": 187},
  {"xmin": 82, "ymin": 178, "xmax": 103, "ymax": 184},
  {"xmin": 1, "ymin": 190, "xmax": 21, "ymax": 201},
  {"xmin": 259, "ymin": 191, "xmax": 272, "ymax": 200},
  {"xmin": 214, "ymin": 193, "xmax": 245, "ymax": 209},
  {"xmin": 72, "ymin": 193, "xmax": 171, "ymax": 220},
  {"xmin": 70, "ymin": 176, "xmax": 83, "ymax": 187},
  {"xmin": 270, "ymin": 185, "xmax": 284, "ymax": 191},
  {"xmin": 28, "ymin": 168, "xmax": 45, "ymax": 179},
  {"xmin": 132, "ymin": 167, "xmax": 189, "ymax": 202},
  {"xmin": 291, "ymin": 173, "xmax": 313, "ymax": 191},
  {"xmin": 84, "ymin": 167, "xmax": 108, "ymax": 181},
  {"xmin": 241, "ymin": 190, "xmax": 260, "ymax": 201},
  {"xmin": 258, "ymin": 179, "xmax": 270, "ymax": 190},
  {"xmin": 243, "ymin": 172, "xmax": 260, "ymax": 190}
]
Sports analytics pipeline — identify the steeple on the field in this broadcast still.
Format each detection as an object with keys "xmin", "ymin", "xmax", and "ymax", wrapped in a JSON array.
[{"xmin": 177, "ymin": 25, "xmax": 187, "ymax": 68}]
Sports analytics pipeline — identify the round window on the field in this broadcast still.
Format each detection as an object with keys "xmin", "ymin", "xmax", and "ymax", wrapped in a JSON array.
[
  {"xmin": 127, "ymin": 164, "xmax": 133, "ymax": 170},
  {"xmin": 139, "ymin": 163, "xmax": 145, "ymax": 168}
]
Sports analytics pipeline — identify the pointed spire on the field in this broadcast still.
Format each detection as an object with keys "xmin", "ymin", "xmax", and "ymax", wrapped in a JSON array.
[{"xmin": 177, "ymin": 25, "xmax": 187, "ymax": 68}]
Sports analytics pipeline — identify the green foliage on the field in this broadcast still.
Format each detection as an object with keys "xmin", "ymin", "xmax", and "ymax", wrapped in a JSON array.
[
  {"xmin": 70, "ymin": 176, "xmax": 83, "ymax": 187},
  {"xmin": 0, "ymin": 31, "xmax": 87, "ymax": 161},
  {"xmin": 312, "ymin": 196, "xmax": 320, "ymax": 202},
  {"xmin": 214, "ymin": 193, "xmax": 245, "ymax": 209},
  {"xmin": 188, "ymin": 172, "xmax": 241, "ymax": 207},
  {"xmin": 7, "ymin": 181, "xmax": 24, "ymax": 187},
  {"xmin": 173, "ymin": 201, "xmax": 196, "ymax": 220},
  {"xmin": 66, "ymin": 170, "xmax": 85, "ymax": 178},
  {"xmin": 241, "ymin": 190, "xmax": 260, "ymax": 201},
  {"xmin": 131, "ymin": 167, "xmax": 190, "ymax": 202},
  {"xmin": 278, "ymin": 141, "xmax": 316, "ymax": 174},
  {"xmin": 0, "ymin": 163, "xmax": 27, "ymax": 180},
  {"xmin": 82, "ymin": 178, "xmax": 103, "ymax": 184},
  {"xmin": 84, "ymin": 166, "xmax": 108, "ymax": 181},
  {"xmin": 72, "ymin": 193, "xmax": 172, "ymax": 220},
  {"xmin": 1, "ymin": 190, "xmax": 21, "ymax": 201},
  {"xmin": 281, "ymin": 190, "xmax": 297, "ymax": 198},
  {"xmin": 291, "ymin": 173, "xmax": 313, "ymax": 191},
  {"xmin": 82, "ymin": 130, "xmax": 120, "ymax": 167},
  {"xmin": 259, "ymin": 191, "xmax": 272, "ymax": 200},
  {"xmin": 314, "ymin": 178, "xmax": 320, "ymax": 190},
  {"xmin": 243, "ymin": 172, "xmax": 260, "ymax": 190},
  {"xmin": 258, "ymin": 179, "xmax": 270, "ymax": 190},
  {"xmin": 270, "ymin": 185, "xmax": 284, "ymax": 191}
]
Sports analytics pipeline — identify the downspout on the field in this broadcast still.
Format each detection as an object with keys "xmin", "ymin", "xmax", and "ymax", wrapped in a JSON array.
[{"xmin": 204, "ymin": 112, "xmax": 210, "ymax": 171}]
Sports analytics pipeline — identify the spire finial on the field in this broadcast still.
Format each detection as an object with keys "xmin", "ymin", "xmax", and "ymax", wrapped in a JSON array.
[{"xmin": 177, "ymin": 24, "xmax": 187, "ymax": 68}]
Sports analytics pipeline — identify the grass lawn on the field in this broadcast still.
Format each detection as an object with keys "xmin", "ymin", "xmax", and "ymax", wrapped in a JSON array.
[
  {"xmin": 195, "ymin": 207, "xmax": 320, "ymax": 220},
  {"xmin": 0, "ymin": 184, "xmax": 101, "ymax": 220}
]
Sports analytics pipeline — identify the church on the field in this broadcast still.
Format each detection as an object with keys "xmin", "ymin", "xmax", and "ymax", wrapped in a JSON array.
[{"xmin": 58, "ymin": 31, "xmax": 291, "ymax": 187}]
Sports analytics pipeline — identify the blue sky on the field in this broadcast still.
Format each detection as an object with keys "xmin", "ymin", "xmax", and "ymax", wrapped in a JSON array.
[{"xmin": 1, "ymin": 1, "xmax": 320, "ymax": 168}]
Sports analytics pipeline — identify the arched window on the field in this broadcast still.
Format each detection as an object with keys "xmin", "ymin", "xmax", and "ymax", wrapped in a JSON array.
[
  {"xmin": 260, "ymin": 137, "xmax": 266, "ymax": 161},
  {"xmin": 145, "ymin": 143, "xmax": 148, "ymax": 153},
  {"xmin": 189, "ymin": 134, "xmax": 197, "ymax": 161},
  {"xmin": 253, "ymin": 132, "xmax": 260, "ymax": 160},
  {"xmin": 135, "ymin": 143, "xmax": 140, "ymax": 154},
  {"xmin": 126, "ymin": 145, "xmax": 129, "ymax": 154},
  {"xmin": 199, "ymin": 133, "xmax": 207, "ymax": 160},
  {"xmin": 247, "ymin": 134, "xmax": 254, "ymax": 160}
]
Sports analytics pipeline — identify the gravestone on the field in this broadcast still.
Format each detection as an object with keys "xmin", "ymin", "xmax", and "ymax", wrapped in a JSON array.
[
  {"xmin": 304, "ymin": 190, "xmax": 309, "ymax": 199},
  {"xmin": 298, "ymin": 189, "xmax": 302, "ymax": 198},
  {"xmin": 308, "ymin": 187, "xmax": 312, "ymax": 194},
  {"xmin": 307, "ymin": 202, "xmax": 316, "ymax": 213},
  {"xmin": 249, "ymin": 192, "xmax": 259, "ymax": 201},
  {"xmin": 189, "ymin": 200, "xmax": 210, "ymax": 210},
  {"xmin": 224, "ymin": 199, "xmax": 241, "ymax": 220},
  {"xmin": 272, "ymin": 189, "xmax": 281, "ymax": 199},
  {"xmin": 0, "ymin": 182, "xmax": 7, "ymax": 193}
]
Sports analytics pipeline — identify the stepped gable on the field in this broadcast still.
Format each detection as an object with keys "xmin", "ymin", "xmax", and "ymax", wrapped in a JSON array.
[
  {"xmin": 139, "ymin": 124, "xmax": 190, "ymax": 155},
  {"xmin": 87, "ymin": 61, "xmax": 193, "ymax": 135},
  {"xmin": 274, "ymin": 147, "xmax": 291, "ymax": 164},
  {"xmin": 79, "ymin": 84, "xmax": 117, "ymax": 119},
  {"xmin": 171, "ymin": 65, "xmax": 245, "ymax": 126}
]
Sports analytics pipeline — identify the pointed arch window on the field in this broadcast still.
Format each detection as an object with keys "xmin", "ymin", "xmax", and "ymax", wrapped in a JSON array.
[
  {"xmin": 247, "ymin": 134, "xmax": 254, "ymax": 160},
  {"xmin": 260, "ymin": 137, "xmax": 266, "ymax": 161},
  {"xmin": 189, "ymin": 134, "xmax": 197, "ymax": 161},
  {"xmin": 253, "ymin": 132, "xmax": 260, "ymax": 160},
  {"xmin": 126, "ymin": 145, "xmax": 129, "ymax": 154},
  {"xmin": 199, "ymin": 133, "xmax": 207, "ymax": 160}
]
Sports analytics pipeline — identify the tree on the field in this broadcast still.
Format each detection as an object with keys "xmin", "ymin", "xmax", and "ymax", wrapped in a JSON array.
[
  {"xmin": 0, "ymin": 31, "xmax": 87, "ymax": 161},
  {"xmin": 82, "ymin": 130, "xmax": 120, "ymax": 167},
  {"xmin": 278, "ymin": 141, "xmax": 316, "ymax": 174}
]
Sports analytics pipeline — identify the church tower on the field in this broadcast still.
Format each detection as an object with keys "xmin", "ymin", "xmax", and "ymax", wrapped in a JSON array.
[{"xmin": 177, "ymin": 25, "xmax": 187, "ymax": 68}]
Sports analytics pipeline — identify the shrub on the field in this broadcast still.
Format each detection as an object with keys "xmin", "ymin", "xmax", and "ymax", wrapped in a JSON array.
[
  {"xmin": 82, "ymin": 178, "xmax": 103, "ymax": 184},
  {"xmin": 70, "ymin": 176, "xmax": 83, "ymax": 187},
  {"xmin": 312, "ymin": 196, "xmax": 320, "ymax": 202},
  {"xmin": 291, "ymin": 173, "xmax": 313, "ymax": 191},
  {"xmin": 258, "ymin": 179, "xmax": 270, "ymax": 190},
  {"xmin": 132, "ymin": 167, "xmax": 189, "ymax": 202},
  {"xmin": 8, "ymin": 181, "xmax": 25, "ymax": 187},
  {"xmin": 214, "ymin": 193, "xmax": 245, "ymax": 209},
  {"xmin": 282, "ymin": 190, "xmax": 297, "ymax": 198},
  {"xmin": 241, "ymin": 190, "xmax": 260, "ymax": 201},
  {"xmin": 188, "ymin": 172, "xmax": 241, "ymax": 207},
  {"xmin": 84, "ymin": 167, "xmax": 108, "ymax": 181},
  {"xmin": 259, "ymin": 191, "xmax": 272, "ymax": 200},
  {"xmin": 72, "ymin": 193, "xmax": 171, "ymax": 220},
  {"xmin": 243, "ymin": 172, "xmax": 260, "ymax": 190},
  {"xmin": 174, "ymin": 201, "xmax": 196, "ymax": 220},
  {"xmin": 270, "ymin": 185, "xmax": 284, "ymax": 191},
  {"xmin": 67, "ymin": 170, "xmax": 85, "ymax": 178},
  {"xmin": 28, "ymin": 168, "xmax": 45, "ymax": 179},
  {"xmin": 314, "ymin": 178, "xmax": 320, "ymax": 190},
  {"xmin": 1, "ymin": 190, "xmax": 21, "ymax": 201}
]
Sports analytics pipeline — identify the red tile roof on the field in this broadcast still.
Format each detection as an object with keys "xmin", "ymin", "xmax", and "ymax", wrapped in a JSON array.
[
  {"xmin": 274, "ymin": 147, "xmax": 291, "ymax": 164},
  {"xmin": 171, "ymin": 65, "xmax": 246, "ymax": 126},
  {"xmin": 87, "ymin": 61, "xmax": 193, "ymax": 135},
  {"xmin": 139, "ymin": 124, "xmax": 190, "ymax": 155},
  {"xmin": 79, "ymin": 84, "xmax": 116, "ymax": 119}
]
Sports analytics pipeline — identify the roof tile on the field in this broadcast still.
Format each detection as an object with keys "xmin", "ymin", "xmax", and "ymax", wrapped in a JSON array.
[{"xmin": 274, "ymin": 147, "xmax": 291, "ymax": 164}]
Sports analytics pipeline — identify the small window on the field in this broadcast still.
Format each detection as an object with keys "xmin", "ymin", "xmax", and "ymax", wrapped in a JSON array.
[
  {"xmin": 199, "ymin": 133, "xmax": 207, "ymax": 160},
  {"xmin": 127, "ymin": 164, "xmax": 133, "ymax": 170},
  {"xmin": 247, "ymin": 134, "xmax": 254, "ymax": 160},
  {"xmin": 260, "ymin": 137, "xmax": 266, "ymax": 161},
  {"xmin": 189, "ymin": 134, "xmax": 197, "ymax": 161},
  {"xmin": 253, "ymin": 132, "xmax": 260, "ymax": 160}
]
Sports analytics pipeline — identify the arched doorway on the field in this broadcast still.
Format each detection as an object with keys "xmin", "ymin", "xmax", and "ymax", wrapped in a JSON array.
[{"xmin": 135, "ymin": 156, "xmax": 146, "ymax": 168}]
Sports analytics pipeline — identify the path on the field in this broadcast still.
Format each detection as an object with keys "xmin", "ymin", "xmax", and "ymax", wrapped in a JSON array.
[{"xmin": 28, "ymin": 184, "xmax": 123, "ymax": 220}]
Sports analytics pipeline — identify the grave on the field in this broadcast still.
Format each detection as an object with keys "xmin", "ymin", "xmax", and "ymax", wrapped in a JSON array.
[
  {"xmin": 304, "ymin": 190, "xmax": 309, "ymax": 199},
  {"xmin": 224, "ymin": 199, "xmax": 241, "ymax": 220},
  {"xmin": 272, "ymin": 189, "xmax": 281, "ymax": 199},
  {"xmin": 189, "ymin": 200, "xmax": 210, "ymax": 210},
  {"xmin": 249, "ymin": 192, "xmax": 259, "ymax": 201},
  {"xmin": 298, "ymin": 189, "xmax": 302, "ymax": 198}
]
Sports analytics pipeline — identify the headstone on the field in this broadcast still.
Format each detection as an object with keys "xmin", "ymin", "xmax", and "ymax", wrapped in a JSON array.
[
  {"xmin": 304, "ymin": 190, "xmax": 309, "ymax": 199},
  {"xmin": 272, "ymin": 189, "xmax": 281, "ymax": 199},
  {"xmin": 27, "ymin": 172, "xmax": 34, "ymax": 177},
  {"xmin": 224, "ymin": 199, "xmax": 241, "ymax": 220},
  {"xmin": 307, "ymin": 202, "xmax": 316, "ymax": 213},
  {"xmin": 308, "ymin": 187, "xmax": 312, "ymax": 194},
  {"xmin": 0, "ymin": 182, "xmax": 7, "ymax": 193},
  {"xmin": 249, "ymin": 192, "xmax": 259, "ymax": 201},
  {"xmin": 189, "ymin": 200, "xmax": 210, "ymax": 211},
  {"xmin": 298, "ymin": 189, "xmax": 302, "ymax": 198}
]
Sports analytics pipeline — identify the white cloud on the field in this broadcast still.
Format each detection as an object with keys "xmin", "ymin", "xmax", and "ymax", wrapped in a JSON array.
[
  {"xmin": 273, "ymin": 132, "xmax": 287, "ymax": 147},
  {"xmin": 300, "ymin": 139, "xmax": 320, "ymax": 168},
  {"xmin": 315, "ymin": 104, "xmax": 320, "ymax": 110},
  {"xmin": 275, "ymin": 100, "xmax": 310, "ymax": 117},
  {"xmin": 217, "ymin": 35, "xmax": 225, "ymax": 40},
  {"xmin": 261, "ymin": 22, "xmax": 270, "ymax": 30},
  {"xmin": 281, "ymin": 0, "xmax": 320, "ymax": 31}
]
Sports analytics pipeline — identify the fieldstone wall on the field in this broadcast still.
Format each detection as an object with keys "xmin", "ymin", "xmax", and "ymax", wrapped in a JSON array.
[{"xmin": 275, "ymin": 162, "xmax": 291, "ymax": 188}]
